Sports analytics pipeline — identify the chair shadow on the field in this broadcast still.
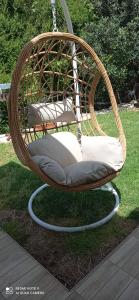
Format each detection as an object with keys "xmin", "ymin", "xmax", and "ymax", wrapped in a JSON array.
[
  {"xmin": 0, "ymin": 160, "xmax": 136, "ymax": 226},
  {"xmin": 0, "ymin": 161, "xmax": 41, "ymax": 210}
]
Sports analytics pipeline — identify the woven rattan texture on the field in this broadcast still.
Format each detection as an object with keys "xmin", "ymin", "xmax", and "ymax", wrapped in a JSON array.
[{"xmin": 8, "ymin": 32, "xmax": 126, "ymax": 191}]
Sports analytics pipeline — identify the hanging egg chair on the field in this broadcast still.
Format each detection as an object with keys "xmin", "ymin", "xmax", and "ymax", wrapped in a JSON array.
[{"xmin": 8, "ymin": 3, "xmax": 126, "ymax": 232}]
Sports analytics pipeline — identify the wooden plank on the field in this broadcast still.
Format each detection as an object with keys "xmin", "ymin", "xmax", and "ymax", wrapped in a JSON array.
[
  {"xmin": 22, "ymin": 120, "xmax": 78, "ymax": 134},
  {"xmin": 32, "ymin": 272, "xmax": 68, "ymax": 300},
  {"xmin": 21, "ymin": 283, "xmax": 68, "ymax": 300},
  {"xmin": 1, "ymin": 227, "xmax": 139, "ymax": 300},
  {"xmin": 2, "ymin": 265, "xmax": 48, "ymax": 299},
  {"xmin": 0, "ymin": 232, "xmax": 68, "ymax": 300},
  {"xmin": 133, "ymin": 227, "xmax": 139, "ymax": 240},
  {"xmin": 118, "ymin": 279, "xmax": 139, "ymax": 300},
  {"xmin": 40, "ymin": 283, "xmax": 68, "ymax": 300},
  {"xmin": 0, "ymin": 231, "xmax": 7, "ymax": 240},
  {"xmin": 0, "ymin": 255, "xmax": 29, "ymax": 285},
  {"xmin": 121, "ymin": 247, "xmax": 139, "ymax": 277},
  {"xmin": 0, "ymin": 231, "xmax": 67, "ymax": 299},
  {"xmin": 109, "ymin": 236, "xmax": 139, "ymax": 267},
  {"xmin": 136, "ymin": 270, "xmax": 139, "ymax": 280},
  {"xmin": 34, "ymin": 122, "xmax": 56, "ymax": 132},
  {"xmin": 76, "ymin": 260, "xmax": 118, "ymax": 299},
  {"xmin": 0, "ymin": 236, "xmax": 14, "ymax": 252},
  {"xmin": 2, "ymin": 262, "xmax": 68, "ymax": 300},
  {"xmin": 0, "ymin": 256, "xmax": 38, "ymax": 290},
  {"xmin": 66, "ymin": 291, "xmax": 85, "ymax": 300},
  {"xmin": 0, "ymin": 242, "xmax": 28, "ymax": 269},
  {"xmin": 93, "ymin": 269, "xmax": 132, "ymax": 300}
]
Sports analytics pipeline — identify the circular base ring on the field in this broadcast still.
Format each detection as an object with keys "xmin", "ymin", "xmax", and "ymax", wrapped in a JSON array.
[{"xmin": 28, "ymin": 183, "xmax": 120, "ymax": 232}]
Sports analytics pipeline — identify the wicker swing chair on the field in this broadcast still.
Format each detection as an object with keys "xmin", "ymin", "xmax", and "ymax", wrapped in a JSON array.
[{"xmin": 8, "ymin": 31, "xmax": 126, "ymax": 232}]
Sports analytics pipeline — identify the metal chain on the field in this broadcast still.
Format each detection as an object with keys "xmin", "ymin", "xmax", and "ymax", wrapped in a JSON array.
[{"xmin": 51, "ymin": 3, "xmax": 58, "ymax": 32}]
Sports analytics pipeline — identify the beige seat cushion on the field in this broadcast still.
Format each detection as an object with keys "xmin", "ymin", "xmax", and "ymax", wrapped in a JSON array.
[
  {"xmin": 28, "ymin": 132, "xmax": 124, "ymax": 187},
  {"xmin": 81, "ymin": 136, "xmax": 124, "ymax": 171},
  {"xmin": 28, "ymin": 98, "xmax": 76, "ymax": 127},
  {"xmin": 31, "ymin": 156, "xmax": 114, "ymax": 187},
  {"xmin": 28, "ymin": 132, "xmax": 82, "ymax": 167},
  {"xmin": 64, "ymin": 161, "xmax": 114, "ymax": 186}
]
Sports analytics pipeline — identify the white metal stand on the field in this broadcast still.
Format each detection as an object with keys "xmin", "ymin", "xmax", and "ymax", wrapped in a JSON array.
[{"xmin": 28, "ymin": 183, "xmax": 120, "ymax": 232}]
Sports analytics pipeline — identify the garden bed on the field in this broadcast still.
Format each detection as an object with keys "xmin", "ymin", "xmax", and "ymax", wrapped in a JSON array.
[{"xmin": 0, "ymin": 110, "xmax": 139, "ymax": 289}]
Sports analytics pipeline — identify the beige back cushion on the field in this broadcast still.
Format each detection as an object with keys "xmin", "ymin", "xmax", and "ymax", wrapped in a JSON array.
[
  {"xmin": 81, "ymin": 136, "xmax": 124, "ymax": 171},
  {"xmin": 28, "ymin": 98, "xmax": 76, "ymax": 127},
  {"xmin": 28, "ymin": 132, "xmax": 82, "ymax": 167}
]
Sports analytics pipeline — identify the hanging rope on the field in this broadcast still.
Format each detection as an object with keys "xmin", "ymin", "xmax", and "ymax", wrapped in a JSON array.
[{"xmin": 50, "ymin": 0, "xmax": 58, "ymax": 32}]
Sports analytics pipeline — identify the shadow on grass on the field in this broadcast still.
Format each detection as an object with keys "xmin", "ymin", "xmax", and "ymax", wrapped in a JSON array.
[
  {"xmin": 0, "ymin": 161, "xmax": 122, "ymax": 225},
  {"xmin": 0, "ymin": 161, "xmax": 41, "ymax": 210},
  {"xmin": 0, "ymin": 160, "xmax": 138, "ymax": 233},
  {"xmin": 0, "ymin": 161, "xmax": 138, "ymax": 289},
  {"xmin": 128, "ymin": 207, "xmax": 139, "ymax": 222}
]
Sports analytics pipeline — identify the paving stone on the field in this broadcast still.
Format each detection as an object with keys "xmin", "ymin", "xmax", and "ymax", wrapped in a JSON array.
[
  {"xmin": 0, "ymin": 232, "xmax": 68, "ymax": 300},
  {"xmin": 110, "ymin": 236, "xmax": 139, "ymax": 267},
  {"xmin": 93, "ymin": 269, "xmax": 132, "ymax": 300},
  {"xmin": 133, "ymin": 227, "xmax": 139, "ymax": 240},
  {"xmin": 76, "ymin": 260, "xmax": 118, "ymax": 299},
  {"xmin": 0, "ymin": 256, "xmax": 38, "ymax": 290},
  {"xmin": 66, "ymin": 291, "xmax": 85, "ymax": 300},
  {"xmin": 118, "ymin": 279, "xmax": 139, "ymax": 300},
  {"xmin": 1, "ymin": 227, "xmax": 139, "ymax": 300},
  {"xmin": 0, "ymin": 231, "xmax": 7, "ymax": 240},
  {"xmin": 122, "ymin": 247, "xmax": 139, "ymax": 277}
]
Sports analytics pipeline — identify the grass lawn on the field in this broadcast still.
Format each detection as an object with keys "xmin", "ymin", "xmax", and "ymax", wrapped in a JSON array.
[{"xmin": 0, "ymin": 110, "xmax": 139, "ymax": 288}]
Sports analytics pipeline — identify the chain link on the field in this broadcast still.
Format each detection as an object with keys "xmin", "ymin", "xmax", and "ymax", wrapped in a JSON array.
[{"xmin": 51, "ymin": 4, "xmax": 58, "ymax": 32}]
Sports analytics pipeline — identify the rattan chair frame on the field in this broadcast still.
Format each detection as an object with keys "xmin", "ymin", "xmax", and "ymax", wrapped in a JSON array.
[{"xmin": 8, "ymin": 32, "xmax": 126, "ymax": 193}]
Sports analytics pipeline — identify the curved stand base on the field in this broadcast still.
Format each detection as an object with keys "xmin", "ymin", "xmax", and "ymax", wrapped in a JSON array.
[{"xmin": 28, "ymin": 183, "xmax": 120, "ymax": 232}]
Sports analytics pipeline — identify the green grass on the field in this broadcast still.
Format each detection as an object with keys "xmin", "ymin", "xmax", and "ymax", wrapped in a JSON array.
[{"xmin": 0, "ymin": 110, "xmax": 139, "ymax": 258}]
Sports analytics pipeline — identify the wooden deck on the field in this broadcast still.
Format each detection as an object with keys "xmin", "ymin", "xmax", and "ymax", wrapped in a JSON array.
[
  {"xmin": 0, "ymin": 227, "xmax": 139, "ymax": 299},
  {"xmin": 0, "ymin": 230, "xmax": 68, "ymax": 299}
]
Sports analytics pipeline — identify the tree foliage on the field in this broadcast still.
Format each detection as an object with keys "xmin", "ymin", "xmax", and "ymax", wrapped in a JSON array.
[
  {"xmin": 0, "ymin": 0, "xmax": 139, "ymax": 97},
  {"xmin": 83, "ymin": 0, "xmax": 139, "ymax": 97}
]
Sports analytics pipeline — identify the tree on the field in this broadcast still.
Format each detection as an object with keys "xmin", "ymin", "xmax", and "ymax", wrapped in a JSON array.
[{"xmin": 0, "ymin": 0, "xmax": 139, "ymax": 111}]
